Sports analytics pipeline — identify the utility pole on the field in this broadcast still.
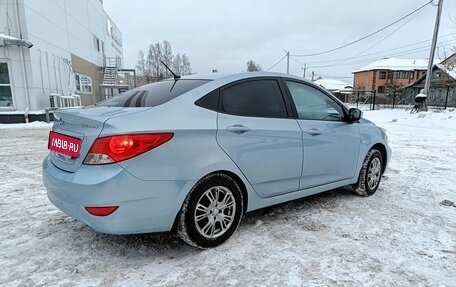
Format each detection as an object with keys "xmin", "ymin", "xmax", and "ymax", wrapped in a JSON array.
[
  {"xmin": 302, "ymin": 63, "xmax": 307, "ymax": 79},
  {"xmin": 285, "ymin": 50, "xmax": 290, "ymax": 74},
  {"xmin": 424, "ymin": 0, "xmax": 443, "ymax": 96}
]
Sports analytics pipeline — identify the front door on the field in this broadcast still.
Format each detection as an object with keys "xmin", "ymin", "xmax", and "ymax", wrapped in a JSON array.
[{"xmin": 284, "ymin": 80, "xmax": 360, "ymax": 189}]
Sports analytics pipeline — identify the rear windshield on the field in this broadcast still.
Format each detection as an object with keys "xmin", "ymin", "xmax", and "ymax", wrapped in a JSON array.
[{"xmin": 99, "ymin": 79, "xmax": 210, "ymax": 107}]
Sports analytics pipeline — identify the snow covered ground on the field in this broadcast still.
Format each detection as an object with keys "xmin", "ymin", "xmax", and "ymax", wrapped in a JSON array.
[{"xmin": 0, "ymin": 109, "xmax": 455, "ymax": 286}]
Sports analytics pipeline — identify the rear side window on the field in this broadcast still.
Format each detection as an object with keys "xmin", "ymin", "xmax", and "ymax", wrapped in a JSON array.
[
  {"xmin": 99, "ymin": 79, "xmax": 210, "ymax": 107},
  {"xmin": 221, "ymin": 80, "xmax": 287, "ymax": 118},
  {"xmin": 195, "ymin": 89, "xmax": 219, "ymax": 111}
]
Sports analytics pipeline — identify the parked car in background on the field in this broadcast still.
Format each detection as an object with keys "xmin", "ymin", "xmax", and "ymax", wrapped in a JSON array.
[{"xmin": 43, "ymin": 72, "xmax": 391, "ymax": 248}]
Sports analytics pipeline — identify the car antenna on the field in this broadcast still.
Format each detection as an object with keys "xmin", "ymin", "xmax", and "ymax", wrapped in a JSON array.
[{"xmin": 160, "ymin": 60, "xmax": 181, "ymax": 80}]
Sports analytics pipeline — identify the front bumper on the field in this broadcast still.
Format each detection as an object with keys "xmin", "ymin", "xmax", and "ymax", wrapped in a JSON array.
[{"xmin": 42, "ymin": 155, "xmax": 195, "ymax": 234}]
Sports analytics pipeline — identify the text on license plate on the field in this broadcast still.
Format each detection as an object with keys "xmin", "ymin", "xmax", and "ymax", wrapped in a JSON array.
[{"xmin": 48, "ymin": 131, "xmax": 82, "ymax": 158}]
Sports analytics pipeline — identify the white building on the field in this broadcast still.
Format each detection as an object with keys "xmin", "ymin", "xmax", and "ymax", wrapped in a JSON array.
[
  {"xmin": 314, "ymin": 79, "xmax": 353, "ymax": 94},
  {"xmin": 0, "ymin": 0, "xmax": 126, "ymax": 123},
  {"xmin": 314, "ymin": 78, "xmax": 353, "ymax": 103}
]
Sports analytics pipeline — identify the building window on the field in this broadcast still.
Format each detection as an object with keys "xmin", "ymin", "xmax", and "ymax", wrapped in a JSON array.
[
  {"xmin": 409, "ymin": 71, "xmax": 414, "ymax": 79},
  {"xmin": 75, "ymin": 74, "xmax": 92, "ymax": 93},
  {"xmin": 107, "ymin": 19, "xmax": 113, "ymax": 36},
  {"xmin": 0, "ymin": 63, "xmax": 13, "ymax": 107},
  {"xmin": 93, "ymin": 35, "xmax": 103, "ymax": 54},
  {"xmin": 379, "ymin": 71, "xmax": 386, "ymax": 79},
  {"xmin": 378, "ymin": 86, "xmax": 385, "ymax": 93}
]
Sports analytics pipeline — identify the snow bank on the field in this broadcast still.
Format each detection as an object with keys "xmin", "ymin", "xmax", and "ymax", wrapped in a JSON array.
[
  {"xmin": 0, "ymin": 121, "xmax": 52, "ymax": 130},
  {"xmin": 363, "ymin": 108, "xmax": 456, "ymax": 131}
]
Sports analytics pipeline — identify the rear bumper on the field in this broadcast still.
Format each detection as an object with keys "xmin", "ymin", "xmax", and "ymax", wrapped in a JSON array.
[{"xmin": 42, "ymin": 155, "xmax": 195, "ymax": 234}]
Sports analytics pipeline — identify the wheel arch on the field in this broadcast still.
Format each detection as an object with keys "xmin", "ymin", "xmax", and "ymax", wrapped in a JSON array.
[
  {"xmin": 170, "ymin": 169, "xmax": 249, "ymax": 232},
  {"xmin": 211, "ymin": 170, "xmax": 249, "ymax": 213},
  {"xmin": 371, "ymin": 143, "xmax": 388, "ymax": 173}
]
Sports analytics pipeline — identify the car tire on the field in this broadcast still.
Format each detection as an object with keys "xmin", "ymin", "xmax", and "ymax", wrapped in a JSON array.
[
  {"xmin": 352, "ymin": 149, "xmax": 383, "ymax": 197},
  {"xmin": 177, "ymin": 173, "xmax": 243, "ymax": 249}
]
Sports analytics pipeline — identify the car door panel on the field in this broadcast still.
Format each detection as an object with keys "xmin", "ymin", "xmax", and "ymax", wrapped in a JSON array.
[
  {"xmin": 216, "ymin": 79, "xmax": 303, "ymax": 198},
  {"xmin": 298, "ymin": 120, "xmax": 360, "ymax": 189},
  {"xmin": 284, "ymin": 80, "xmax": 361, "ymax": 189},
  {"xmin": 218, "ymin": 115, "xmax": 302, "ymax": 197}
]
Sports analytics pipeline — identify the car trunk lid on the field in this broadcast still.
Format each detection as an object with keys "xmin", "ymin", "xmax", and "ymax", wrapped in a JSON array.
[{"xmin": 48, "ymin": 106, "xmax": 147, "ymax": 172}]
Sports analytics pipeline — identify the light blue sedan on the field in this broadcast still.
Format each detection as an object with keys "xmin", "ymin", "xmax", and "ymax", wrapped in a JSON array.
[{"xmin": 43, "ymin": 72, "xmax": 391, "ymax": 248}]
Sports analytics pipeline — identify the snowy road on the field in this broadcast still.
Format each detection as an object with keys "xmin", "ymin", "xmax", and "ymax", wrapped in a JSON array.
[{"xmin": 0, "ymin": 109, "xmax": 455, "ymax": 286}]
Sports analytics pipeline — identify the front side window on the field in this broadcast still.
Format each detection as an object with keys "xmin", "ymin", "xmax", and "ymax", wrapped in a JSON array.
[
  {"xmin": 221, "ymin": 80, "xmax": 287, "ymax": 118},
  {"xmin": 0, "ymin": 63, "xmax": 13, "ymax": 107},
  {"xmin": 75, "ymin": 74, "xmax": 92, "ymax": 93},
  {"xmin": 286, "ymin": 81, "xmax": 343, "ymax": 121}
]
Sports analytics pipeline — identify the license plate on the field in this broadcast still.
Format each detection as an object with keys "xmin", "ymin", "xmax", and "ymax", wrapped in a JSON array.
[{"xmin": 48, "ymin": 131, "xmax": 82, "ymax": 158}]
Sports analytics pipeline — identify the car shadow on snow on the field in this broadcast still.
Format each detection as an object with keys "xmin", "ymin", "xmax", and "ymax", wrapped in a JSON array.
[
  {"xmin": 46, "ymin": 187, "xmax": 357, "ymax": 257},
  {"xmin": 241, "ymin": 187, "xmax": 355, "ymax": 226}
]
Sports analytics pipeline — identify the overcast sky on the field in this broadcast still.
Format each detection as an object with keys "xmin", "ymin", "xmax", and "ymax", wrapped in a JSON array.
[{"xmin": 103, "ymin": 0, "xmax": 456, "ymax": 82}]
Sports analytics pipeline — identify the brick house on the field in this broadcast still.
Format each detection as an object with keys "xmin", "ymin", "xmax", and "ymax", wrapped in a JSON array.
[{"xmin": 352, "ymin": 58, "xmax": 429, "ymax": 93}]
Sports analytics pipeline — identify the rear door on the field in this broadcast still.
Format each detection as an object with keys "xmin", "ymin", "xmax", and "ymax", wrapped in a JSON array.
[
  {"xmin": 284, "ymin": 80, "xmax": 360, "ymax": 189},
  {"xmin": 216, "ymin": 79, "xmax": 303, "ymax": 198}
]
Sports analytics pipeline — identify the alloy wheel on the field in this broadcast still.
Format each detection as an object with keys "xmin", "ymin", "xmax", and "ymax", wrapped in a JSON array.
[
  {"xmin": 367, "ymin": 157, "xmax": 381, "ymax": 190},
  {"xmin": 194, "ymin": 186, "xmax": 236, "ymax": 239}
]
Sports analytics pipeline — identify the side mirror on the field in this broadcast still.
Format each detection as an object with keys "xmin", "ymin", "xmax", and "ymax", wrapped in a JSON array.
[{"xmin": 348, "ymin": 108, "xmax": 362, "ymax": 121}]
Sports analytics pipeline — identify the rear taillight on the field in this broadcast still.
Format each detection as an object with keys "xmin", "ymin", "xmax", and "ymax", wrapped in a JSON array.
[{"xmin": 83, "ymin": 133, "xmax": 173, "ymax": 165}]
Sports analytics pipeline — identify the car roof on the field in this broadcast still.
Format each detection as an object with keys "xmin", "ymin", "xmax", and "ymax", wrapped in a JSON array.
[{"xmin": 164, "ymin": 72, "xmax": 311, "ymax": 84}]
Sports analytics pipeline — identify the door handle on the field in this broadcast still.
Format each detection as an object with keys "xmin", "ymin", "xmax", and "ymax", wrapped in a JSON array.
[
  {"xmin": 307, "ymin": 128, "xmax": 323, "ymax": 136},
  {"xmin": 226, "ymin": 125, "xmax": 251, "ymax": 134}
]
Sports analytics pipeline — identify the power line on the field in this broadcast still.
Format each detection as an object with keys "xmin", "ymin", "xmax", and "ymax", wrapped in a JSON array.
[
  {"xmin": 286, "ymin": 40, "xmax": 454, "ymax": 78},
  {"xmin": 305, "ymin": 38, "xmax": 456, "ymax": 69},
  {"xmin": 301, "ymin": 33, "xmax": 455, "ymax": 65},
  {"xmin": 287, "ymin": 39, "xmax": 456, "ymax": 80},
  {"xmin": 266, "ymin": 53, "xmax": 287, "ymax": 71},
  {"xmin": 324, "ymin": 7, "xmax": 422, "ymax": 67},
  {"xmin": 291, "ymin": 1, "xmax": 433, "ymax": 57},
  {"xmin": 290, "ymin": 57, "xmax": 305, "ymax": 66}
]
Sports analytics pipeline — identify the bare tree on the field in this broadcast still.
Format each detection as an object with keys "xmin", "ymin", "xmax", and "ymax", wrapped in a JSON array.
[
  {"xmin": 162, "ymin": 40, "xmax": 174, "ymax": 78},
  {"xmin": 146, "ymin": 44, "xmax": 155, "ymax": 81},
  {"xmin": 181, "ymin": 53, "xmax": 192, "ymax": 76},
  {"xmin": 172, "ymin": 54, "xmax": 182, "ymax": 75},
  {"xmin": 246, "ymin": 60, "xmax": 262, "ymax": 72},
  {"xmin": 384, "ymin": 81, "xmax": 405, "ymax": 106},
  {"xmin": 137, "ymin": 41, "xmax": 192, "ymax": 84},
  {"xmin": 152, "ymin": 42, "xmax": 164, "ymax": 80},
  {"xmin": 145, "ymin": 43, "xmax": 164, "ymax": 81},
  {"xmin": 135, "ymin": 49, "xmax": 147, "ymax": 85}
]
